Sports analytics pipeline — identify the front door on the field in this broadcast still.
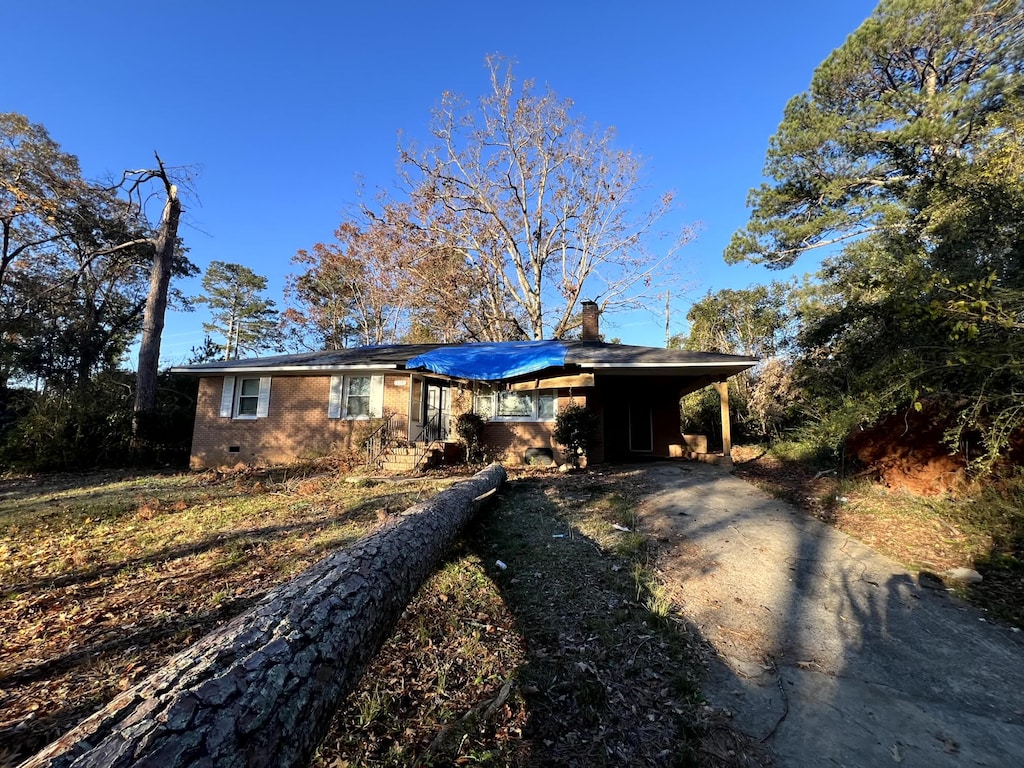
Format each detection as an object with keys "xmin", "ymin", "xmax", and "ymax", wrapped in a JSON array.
[
  {"xmin": 424, "ymin": 383, "xmax": 450, "ymax": 441},
  {"xmin": 629, "ymin": 403, "xmax": 653, "ymax": 452}
]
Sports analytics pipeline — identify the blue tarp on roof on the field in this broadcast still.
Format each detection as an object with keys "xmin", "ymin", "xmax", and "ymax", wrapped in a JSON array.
[{"xmin": 406, "ymin": 340, "xmax": 567, "ymax": 381}]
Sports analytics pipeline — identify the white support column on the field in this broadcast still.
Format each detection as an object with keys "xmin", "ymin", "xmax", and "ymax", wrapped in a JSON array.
[
  {"xmin": 407, "ymin": 373, "xmax": 416, "ymax": 442},
  {"xmin": 712, "ymin": 381, "xmax": 732, "ymax": 460}
]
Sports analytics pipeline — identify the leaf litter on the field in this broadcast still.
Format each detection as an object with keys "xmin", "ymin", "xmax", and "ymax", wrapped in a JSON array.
[{"xmin": 1, "ymin": 464, "xmax": 766, "ymax": 767}]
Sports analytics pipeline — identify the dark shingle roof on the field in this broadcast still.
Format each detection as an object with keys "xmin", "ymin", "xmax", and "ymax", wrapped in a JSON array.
[
  {"xmin": 562, "ymin": 341, "xmax": 757, "ymax": 367},
  {"xmin": 169, "ymin": 344, "xmax": 445, "ymax": 373},
  {"xmin": 170, "ymin": 340, "xmax": 757, "ymax": 379}
]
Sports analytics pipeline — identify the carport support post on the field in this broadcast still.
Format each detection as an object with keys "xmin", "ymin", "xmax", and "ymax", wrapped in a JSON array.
[{"xmin": 712, "ymin": 381, "xmax": 732, "ymax": 459}]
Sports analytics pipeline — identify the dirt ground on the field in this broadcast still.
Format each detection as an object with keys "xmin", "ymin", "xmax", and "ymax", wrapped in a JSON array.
[{"xmin": 842, "ymin": 405, "xmax": 967, "ymax": 495}]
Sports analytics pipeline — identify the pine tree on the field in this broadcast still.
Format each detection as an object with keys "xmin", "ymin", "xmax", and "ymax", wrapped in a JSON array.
[
  {"xmin": 727, "ymin": 0, "xmax": 1024, "ymax": 467},
  {"xmin": 196, "ymin": 261, "xmax": 281, "ymax": 359}
]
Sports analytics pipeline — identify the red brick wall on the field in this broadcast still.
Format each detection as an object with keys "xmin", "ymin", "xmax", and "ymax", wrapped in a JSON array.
[
  {"xmin": 481, "ymin": 421, "xmax": 559, "ymax": 464},
  {"xmin": 189, "ymin": 374, "xmax": 412, "ymax": 469},
  {"xmin": 382, "ymin": 375, "xmax": 413, "ymax": 427},
  {"xmin": 477, "ymin": 390, "xmax": 593, "ymax": 465},
  {"xmin": 189, "ymin": 375, "xmax": 602, "ymax": 469}
]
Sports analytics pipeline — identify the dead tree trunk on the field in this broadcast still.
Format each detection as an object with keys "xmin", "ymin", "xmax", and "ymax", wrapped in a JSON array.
[
  {"xmin": 22, "ymin": 464, "xmax": 506, "ymax": 768},
  {"xmin": 132, "ymin": 154, "xmax": 182, "ymax": 445}
]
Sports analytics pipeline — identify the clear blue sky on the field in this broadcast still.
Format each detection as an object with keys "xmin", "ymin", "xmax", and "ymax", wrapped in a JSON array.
[{"xmin": 4, "ymin": 0, "xmax": 878, "ymax": 361}]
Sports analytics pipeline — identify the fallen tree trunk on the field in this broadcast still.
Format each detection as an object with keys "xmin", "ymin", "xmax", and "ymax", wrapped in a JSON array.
[{"xmin": 22, "ymin": 464, "xmax": 506, "ymax": 768}]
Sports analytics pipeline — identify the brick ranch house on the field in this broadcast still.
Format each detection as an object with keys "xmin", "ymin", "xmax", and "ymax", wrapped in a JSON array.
[{"xmin": 171, "ymin": 303, "xmax": 757, "ymax": 470}]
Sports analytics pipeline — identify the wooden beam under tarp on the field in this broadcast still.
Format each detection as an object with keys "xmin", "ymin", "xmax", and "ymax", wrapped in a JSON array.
[{"xmin": 509, "ymin": 373, "xmax": 595, "ymax": 391}]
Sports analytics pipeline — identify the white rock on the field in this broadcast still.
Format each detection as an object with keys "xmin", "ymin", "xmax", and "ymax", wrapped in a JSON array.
[{"xmin": 944, "ymin": 567, "xmax": 983, "ymax": 584}]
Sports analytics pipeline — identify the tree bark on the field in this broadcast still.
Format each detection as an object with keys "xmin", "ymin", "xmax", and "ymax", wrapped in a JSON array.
[
  {"xmin": 22, "ymin": 464, "xmax": 505, "ymax": 768},
  {"xmin": 133, "ymin": 155, "xmax": 181, "ymax": 441}
]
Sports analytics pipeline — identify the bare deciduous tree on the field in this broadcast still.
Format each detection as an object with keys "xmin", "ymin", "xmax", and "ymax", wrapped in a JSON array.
[
  {"xmin": 396, "ymin": 56, "xmax": 695, "ymax": 340},
  {"xmin": 290, "ymin": 58, "xmax": 694, "ymax": 344}
]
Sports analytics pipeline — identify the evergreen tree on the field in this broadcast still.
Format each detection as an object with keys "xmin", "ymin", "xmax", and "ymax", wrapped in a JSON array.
[
  {"xmin": 727, "ymin": 0, "xmax": 1024, "ymax": 467},
  {"xmin": 674, "ymin": 284, "xmax": 796, "ymax": 439},
  {"xmin": 196, "ymin": 261, "xmax": 281, "ymax": 359}
]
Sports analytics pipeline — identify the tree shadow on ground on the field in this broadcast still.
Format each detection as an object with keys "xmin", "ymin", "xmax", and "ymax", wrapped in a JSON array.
[
  {"xmin": 313, "ymin": 468, "xmax": 767, "ymax": 767},
  {"xmin": 2, "ymin": 491, "xmax": 417, "ymax": 595},
  {"xmin": 462, "ymin": 472, "xmax": 768, "ymax": 767},
  {"xmin": 636, "ymin": 460, "xmax": 1024, "ymax": 767}
]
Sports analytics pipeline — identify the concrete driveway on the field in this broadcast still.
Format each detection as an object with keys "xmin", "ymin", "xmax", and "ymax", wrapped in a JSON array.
[{"xmin": 634, "ymin": 462, "xmax": 1024, "ymax": 767}]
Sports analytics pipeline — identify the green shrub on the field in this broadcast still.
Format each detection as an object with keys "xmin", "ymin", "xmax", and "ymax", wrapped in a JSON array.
[
  {"xmin": 133, "ymin": 372, "xmax": 198, "ymax": 467},
  {"xmin": 455, "ymin": 412, "xmax": 486, "ymax": 463},
  {"xmin": 553, "ymin": 403, "xmax": 599, "ymax": 467},
  {"xmin": 679, "ymin": 388, "xmax": 720, "ymax": 440},
  {"xmin": 0, "ymin": 374, "xmax": 134, "ymax": 471},
  {"xmin": 954, "ymin": 474, "xmax": 1024, "ymax": 563},
  {"xmin": 769, "ymin": 439, "xmax": 835, "ymax": 467},
  {"xmin": 0, "ymin": 370, "xmax": 196, "ymax": 472}
]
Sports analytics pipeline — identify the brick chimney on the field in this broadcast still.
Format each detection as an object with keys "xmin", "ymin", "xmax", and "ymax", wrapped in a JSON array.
[{"xmin": 581, "ymin": 300, "xmax": 600, "ymax": 341}]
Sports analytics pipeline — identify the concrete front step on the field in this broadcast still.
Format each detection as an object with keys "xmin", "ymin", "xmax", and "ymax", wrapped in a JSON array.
[
  {"xmin": 368, "ymin": 441, "xmax": 455, "ymax": 473},
  {"xmin": 377, "ymin": 448, "xmax": 439, "ymax": 472},
  {"xmin": 380, "ymin": 461, "xmax": 425, "ymax": 472}
]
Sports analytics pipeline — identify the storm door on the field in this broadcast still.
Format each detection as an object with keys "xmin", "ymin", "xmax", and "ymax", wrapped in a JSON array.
[{"xmin": 424, "ymin": 383, "xmax": 451, "ymax": 441}]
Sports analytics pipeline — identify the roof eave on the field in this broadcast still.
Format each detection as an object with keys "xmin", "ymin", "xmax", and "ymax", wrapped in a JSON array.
[
  {"xmin": 583, "ymin": 361, "xmax": 758, "ymax": 369},
  {"xmin": 168, "ymin": 363, "xmax": 400, "ymax": 375}
]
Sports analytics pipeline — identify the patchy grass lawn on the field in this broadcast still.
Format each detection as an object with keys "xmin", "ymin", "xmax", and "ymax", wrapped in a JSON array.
[
  {"xmin": 0, "ymin": 466, "xmax": 455, "ymax": 765},
  {"xmin": 1, "ymin": 465, "xmax": 758, "ymax": 768}
]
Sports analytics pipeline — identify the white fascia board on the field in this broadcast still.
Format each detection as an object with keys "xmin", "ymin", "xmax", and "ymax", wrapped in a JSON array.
[
  {"xmin": 168, "ymin": 364, "xmax": 400, "ymax": 375},
  {"xmin": 583, "ymin": 362, "xmax": 757, "ymax": 371}
]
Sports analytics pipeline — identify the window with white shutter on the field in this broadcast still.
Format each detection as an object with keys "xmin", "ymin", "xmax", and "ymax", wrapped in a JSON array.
[
  {"xmin": 255, "ymin": 377, "xmax": 271, "ymax": 417},
  {"xmin": 331, "ymin": 374, "xmax": 386, "ymax": 419},
  {"xmin": 369, "ymin": 375, "xmax": 384, "ymax": 418},
  {"xmin": 224, "ymin": 376, "xmax": 272, "ymax": 419},
  {"xmin": 328, "ymin": 375, "xmax": 344, "ymax": 418},
  {"xmin": 219, "ymin": 376, "xmax": 236, "ymax": 418}
]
